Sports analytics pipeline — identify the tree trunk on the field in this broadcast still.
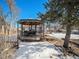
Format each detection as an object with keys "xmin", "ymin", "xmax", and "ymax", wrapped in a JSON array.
[{"xmin": 63, "ymin": 24, "xmax": 72, "ymax": 48}]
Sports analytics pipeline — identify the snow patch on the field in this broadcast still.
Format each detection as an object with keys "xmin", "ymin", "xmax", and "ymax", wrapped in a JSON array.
[
  {"xmin": 14, "ymin": 42, "xmax": 79, "ymax": 59},
  {"xmin": 46, "ymin": 32, "xmax": 79, "ymax": 40}
]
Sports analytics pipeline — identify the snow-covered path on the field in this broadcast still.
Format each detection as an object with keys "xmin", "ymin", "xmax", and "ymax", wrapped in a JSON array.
[
  {"xmin": 46, "ymin": 32, "xmax": 79, "ymax": 40},
  {"xmin": 13, "ymin": 42, "xmax": 79, "ymax": 59}
]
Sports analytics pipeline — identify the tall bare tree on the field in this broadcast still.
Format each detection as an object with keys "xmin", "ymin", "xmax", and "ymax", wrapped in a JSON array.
[{"xmin": 6, "ymin": 0, "xmax": 19, "ymax": 35}]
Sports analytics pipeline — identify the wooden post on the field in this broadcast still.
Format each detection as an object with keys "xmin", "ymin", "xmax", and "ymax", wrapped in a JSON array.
[
  {"xmin": 29, "ymin": 25, "xmax": 31, "ymax": 31},
  {"xmin": 41, "ymin": 21, "xmax": 45, "ymax": 41},
  {"xmin": 21, "ymin": 24, "xmax": 23, "ymax": 36},
  {"xmin": 16, "ymin": 23, "xmax": 19, "ymax": 49},
  {"xmin": 43, "ymin": 23, "xmax": 44, "ymax": 38},
  {"xmin": 35, "ymin": 25, "xmax": 37, "ymax": 32},
  {"xmin": 31, "ymin": 25, "xmax": 32, "ymax": 30}
]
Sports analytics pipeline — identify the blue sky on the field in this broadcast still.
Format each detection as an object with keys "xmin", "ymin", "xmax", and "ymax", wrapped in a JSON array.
[{"xmin": 0, "ymin": 0, "xmax": 47, "ymax": 20}]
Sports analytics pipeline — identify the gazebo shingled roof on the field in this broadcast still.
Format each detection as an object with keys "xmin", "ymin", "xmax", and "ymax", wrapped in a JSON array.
[{"xmin": 17, "ymin": 19, "xmax": 41, "ymax": 25}]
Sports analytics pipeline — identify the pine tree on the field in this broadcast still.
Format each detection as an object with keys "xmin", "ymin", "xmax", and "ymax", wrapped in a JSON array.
[{"xmin": 38, "ymin": 0, "xmax": 79, "ymax": 48}]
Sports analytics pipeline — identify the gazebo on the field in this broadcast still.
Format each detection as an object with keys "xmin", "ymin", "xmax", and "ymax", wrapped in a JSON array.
[{"xmin": 17, "ymin": 19, "xmax": 43, "ymax": 41}]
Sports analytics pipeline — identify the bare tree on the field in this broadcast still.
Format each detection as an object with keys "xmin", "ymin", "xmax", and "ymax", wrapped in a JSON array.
[
  {"xmin": 0, "ymin": 0, "xmax": 19, "ymax": 58},
  {"xmin": 7, "ymin": 0, "xmax": 19, "ymax": 33}
]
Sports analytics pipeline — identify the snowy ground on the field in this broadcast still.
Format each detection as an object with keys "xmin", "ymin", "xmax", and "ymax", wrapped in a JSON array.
[
  {"xmin": 46, "ymin": 32, "xmax": 79, "ymax": 40},
  {"xmin": 14, "ymin": 42, "xmax": 79, "ymax": 59}
]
